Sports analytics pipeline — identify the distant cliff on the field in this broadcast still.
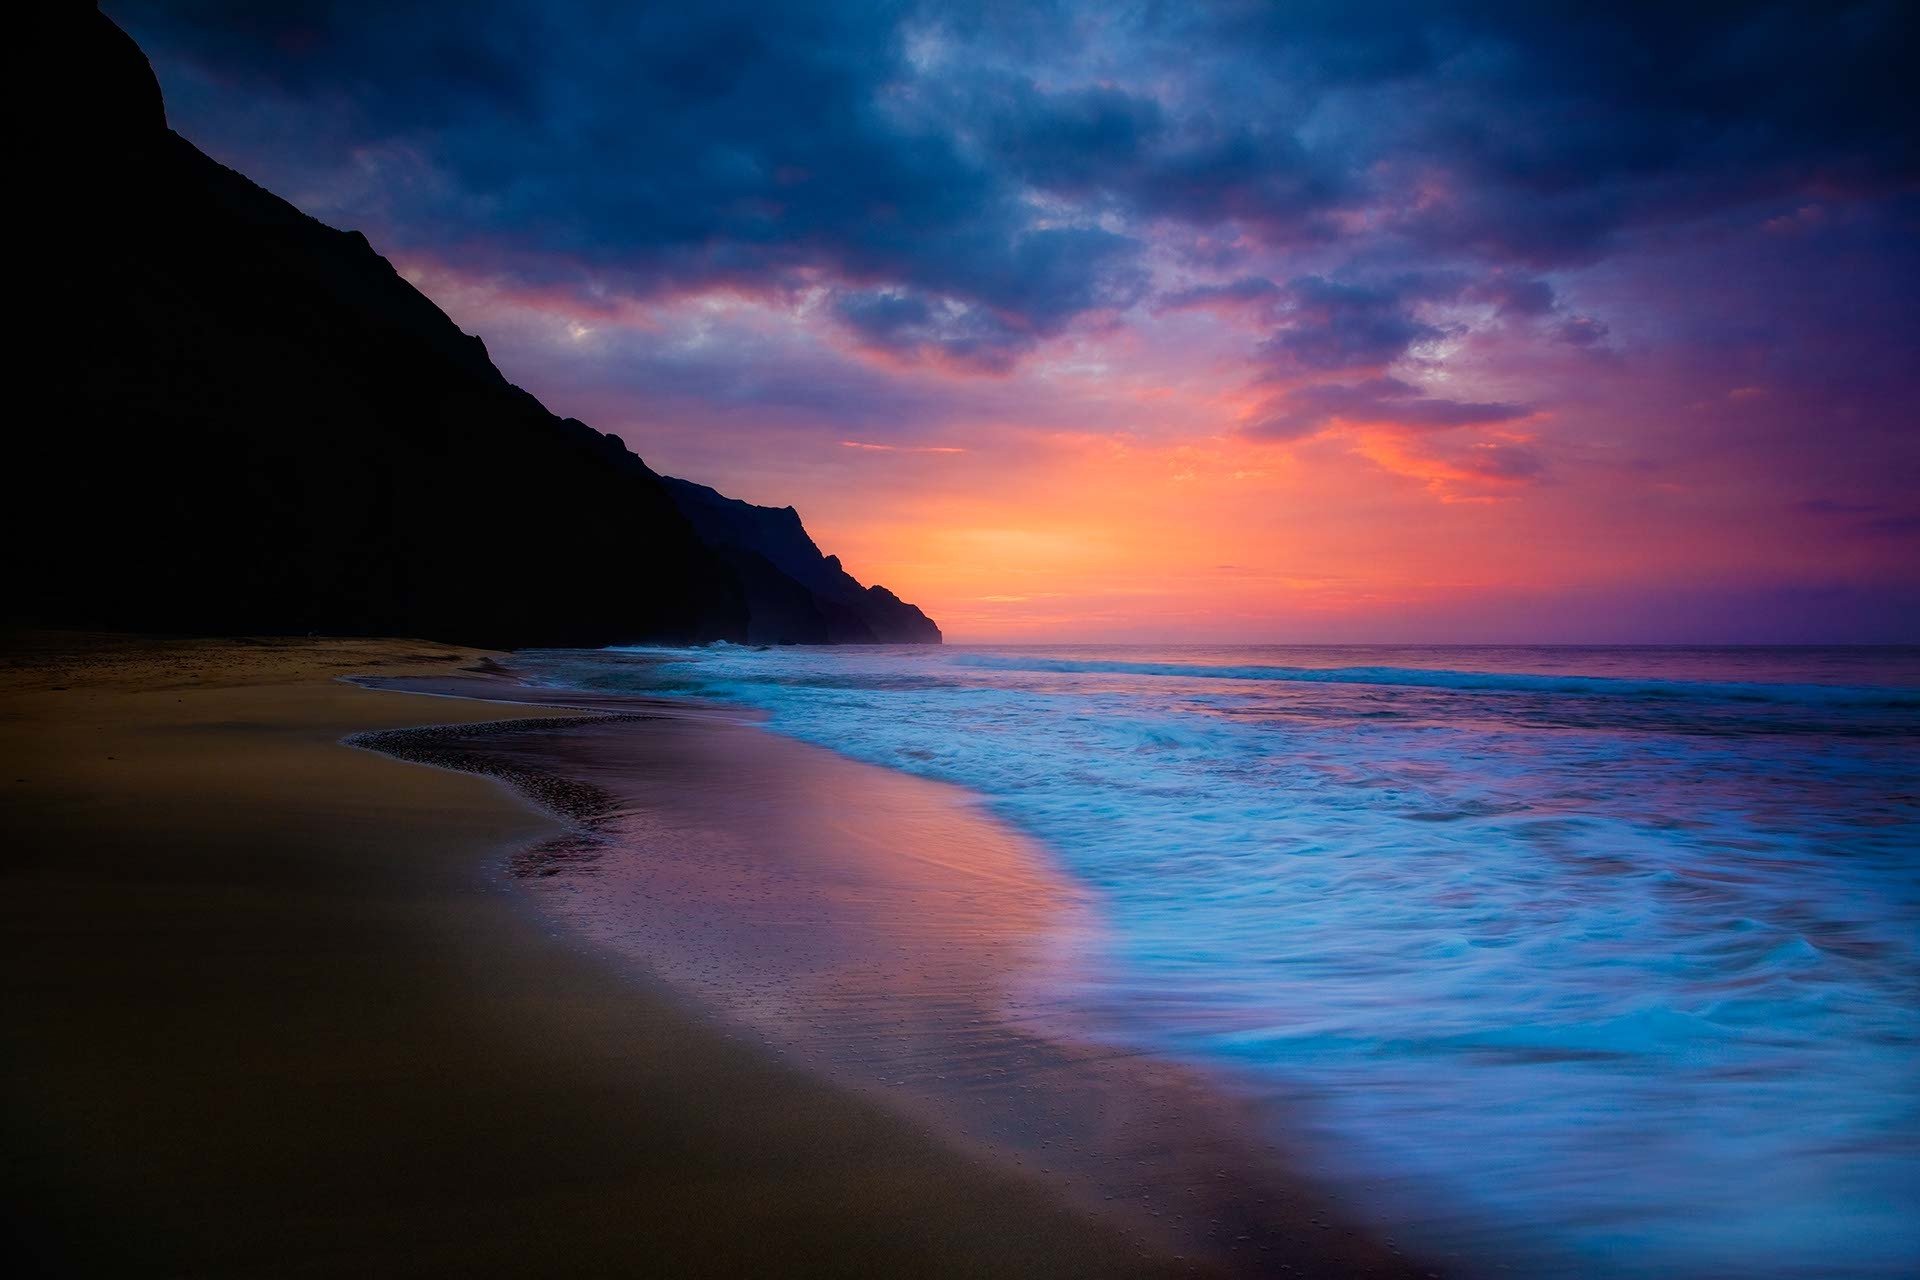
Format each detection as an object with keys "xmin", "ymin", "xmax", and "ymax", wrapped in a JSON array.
[
  {"xmin": 663, "ymin": 479, "xmax": 941, "ymax": 644},
  {"xmin": 9, "ymin": 6, "xmax": 939, "ymax": 650}
]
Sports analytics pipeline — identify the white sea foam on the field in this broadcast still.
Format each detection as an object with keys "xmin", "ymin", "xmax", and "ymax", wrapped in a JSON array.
[{"xmin": 525, "ymin": 643, "xmax": 1920, "ymax": 1277}]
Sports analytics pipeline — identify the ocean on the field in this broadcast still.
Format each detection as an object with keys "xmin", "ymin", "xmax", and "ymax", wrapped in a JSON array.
[{"xmin": 514, "ymin": 643, "xmax": 1920, "ymax": 1276}]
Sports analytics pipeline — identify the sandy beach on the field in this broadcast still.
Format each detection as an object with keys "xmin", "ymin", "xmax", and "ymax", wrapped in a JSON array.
[
  {"xmin": 20, "ymin": 5, "xmax": 1914, "ymax": 1275},
  {"xmin": 1, "ymin": 632, "xmax": 1207, "ymax": 1277},
  {"xmin": 349, "ymin": 667, "xmax": 1428, "ymax": 1276}
]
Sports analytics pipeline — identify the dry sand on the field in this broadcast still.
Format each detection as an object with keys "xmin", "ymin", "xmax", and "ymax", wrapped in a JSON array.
[{"xmin": 0, "ymin": 632, "xmax": 1198, "ymax": 1277}]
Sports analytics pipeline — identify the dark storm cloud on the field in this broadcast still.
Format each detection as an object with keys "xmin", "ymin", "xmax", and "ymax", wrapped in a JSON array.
[
  {"xmin": 112, "ymin": 0, "xmax": 1145, "ymax": 365},
  {"xmin": 968, "ymin": 74, "xmax": 1351, "ymax": 243},
  {"xmin": 832, "ymin": 225, "xmax": 1144, "ymax": 370},
  {"xmin": 1208, "ymin": 0, "xmax": 1917, "ymax": 262},
  {"xmin": 832, "ymin": 290, "xmax": 1033, "ymax": 373},
  {"xmin": 978, "ymin": 82, "xmax": 1167, "ymax": 194},
  {"xmin": 1256, "ymin": 276, "xmax": 1464, "ymax": 374},
  {"xmin": 111, "ymin": 0, "xmax": 1916, "ymax": 373}
]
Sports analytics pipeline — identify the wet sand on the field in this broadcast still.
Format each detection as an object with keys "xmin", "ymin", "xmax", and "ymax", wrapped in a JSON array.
[
  {"xmin": 0, "ymin": 632, "xmax": 1201, "ymax": 1277},
  {"xmin": 352, "ymin": 672, "xmax": 1428, "ymax": 1278}
]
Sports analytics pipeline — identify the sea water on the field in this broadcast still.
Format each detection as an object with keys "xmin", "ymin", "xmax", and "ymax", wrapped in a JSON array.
[{"xmin": 516, "ymin": 644, "xmax": 1920, "ymax": 1277}]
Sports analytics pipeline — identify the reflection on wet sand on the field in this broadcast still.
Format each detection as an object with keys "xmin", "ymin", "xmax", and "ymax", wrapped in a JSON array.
[{"xmin": 354, "ymin": 675, "xmax": 1428, "ymax": 1277}]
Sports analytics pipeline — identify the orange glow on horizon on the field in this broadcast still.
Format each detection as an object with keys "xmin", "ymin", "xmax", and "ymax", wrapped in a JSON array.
[{"xmin": 389, "ymin": 253, "xmax": 1916, "ymax": 645}]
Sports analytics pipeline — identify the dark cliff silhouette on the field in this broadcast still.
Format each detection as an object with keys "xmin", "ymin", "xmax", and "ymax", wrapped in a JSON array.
[
  {"xmin": 9, "ymin": 5, "xmax": 939, "ymax": 650},
  {"xmin": 663, "ymin": 479, "xmax": 941, "ymax": 645}
]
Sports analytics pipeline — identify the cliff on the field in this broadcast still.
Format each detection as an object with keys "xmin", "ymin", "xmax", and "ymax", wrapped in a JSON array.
[
  {"xmin": 8, "ymin": 5, "xmax": 939, "ymax": 650},
  {"xmin": 662, "ymin": 480, "xmax": 941, "ymax": 644}
]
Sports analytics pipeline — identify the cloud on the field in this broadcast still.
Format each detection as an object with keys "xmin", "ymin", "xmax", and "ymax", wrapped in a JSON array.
[
  {"xmin": 1553, "ymin": 315, "xmax": 1610, "ymax": 348},
  {"xmin": 117, "ymin": 0, "xmax": 1916, "ymax": 361},
  {"xmin": 1254, "ymin": 275, "xmax": 1463, "ymax": 374},
  {"xmin": 1471, "ymin": 275, "xmax": 1556, "ymax": 318},
  {"xmin": 1272, "ymin": 2, "xmax": 1912, "ymax": 263},
  {"xmin": 978, "ymin": 82, "xmax": 1167, "ymax": 194},
  {"xmin": 832, "ymin": 289, "xmax": 1033, "ymax": 372},
  {"xmin": 1797, "ymin": 499, "xmax": 1920, "ymax": 540},
  {"xmin": 1160, "ymin": 276, "xmax": 1284, "ymax": 317},
  {"xmin": 109, "ymin": 0, "xmax": 1917, "ymax": 607},
  {"xmin": 1457, "ymin": 441, "xmax": 1545, "ymax": 480},
  {"xmin": 1248, "ymin": 376, "xmax": 1532, "ymax": 439},
  {"xmin": 830, "ymin": 226, "xmax": 1144, "ymax": 369},
  {"xmin": 960, "ymin": 70, "xmax": 1351, "ymax": 243},
  {"xmin": 840, "ymin": 440, "xmax": 965, "ymax": 454},
  {"xmin": 116, "ymin": 0, "xmax": 1148, "ymax": 366}
]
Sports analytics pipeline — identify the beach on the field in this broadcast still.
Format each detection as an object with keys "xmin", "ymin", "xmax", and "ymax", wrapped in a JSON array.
[
  {"xmin": 347, "ymin": 672, "xmax": 1424, "ymax": 1274},
  {"xmin": 500, "ymin": 641, "xmax": 1920, "ymax": 1277},
  {"xmin": 20, "ymin": 6, "xmax": 1913, "ymax": 1276},
  {"xmin": 1, "ymin": 632, "xmax": 1207, "ymax": 1277},
  {"xmin": 0, "ymin": 637, "xmax": 1436, "ymax": 1274}
]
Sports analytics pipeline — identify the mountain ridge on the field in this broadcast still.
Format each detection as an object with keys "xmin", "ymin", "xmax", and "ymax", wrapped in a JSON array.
[
  {"xmin": 661, "ymin": 478, "xmax": 940, "ymax": 644},
  {"xmin": 8, "ymin": 4, "xmax": 939, "ymax": 650}
]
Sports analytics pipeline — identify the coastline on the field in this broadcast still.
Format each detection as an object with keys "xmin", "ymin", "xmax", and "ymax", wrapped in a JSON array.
[
  {"xmin": 0, "ymin": 632, "xmax": 1197, "ymax": 1277},
  {"xmin": 346, "ymin": 669, "xmax": 1429, "ymax": 1277}
]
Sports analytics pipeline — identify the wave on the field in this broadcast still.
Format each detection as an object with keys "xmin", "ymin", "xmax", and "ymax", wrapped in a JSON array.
[
  {"xmin": 535, "ymin": 641, "xmax": 1920, "ymax": 1275},
  {"xmin": 948, "ymin": 653, "xmax": 1920, "ymax": 708}
]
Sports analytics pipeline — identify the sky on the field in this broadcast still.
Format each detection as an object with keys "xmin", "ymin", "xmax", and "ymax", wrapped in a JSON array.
[{"xmin": 112, "ymin": 1, "xmax": 1919, "ymax": 642}]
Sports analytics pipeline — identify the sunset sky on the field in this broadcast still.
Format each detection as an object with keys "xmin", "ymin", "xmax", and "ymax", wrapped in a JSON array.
[{"xmin": 113, "ymin": 1, "xmax": 1918, "ymax": 642}]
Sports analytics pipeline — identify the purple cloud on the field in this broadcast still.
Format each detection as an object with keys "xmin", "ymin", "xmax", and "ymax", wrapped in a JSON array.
[{"xmin": 1248, "ymin": 376, "xmax": 1532, "ymax": 439}]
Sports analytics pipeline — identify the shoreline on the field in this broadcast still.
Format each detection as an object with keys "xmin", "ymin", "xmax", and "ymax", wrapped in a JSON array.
[
  {"xmin": 348, "ymin": 668, "xmax": 1430, "ymax": 1277},
  {"xmin": 1, "ymin": 632, "xmax": 1201, "ymax": 1277}
]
